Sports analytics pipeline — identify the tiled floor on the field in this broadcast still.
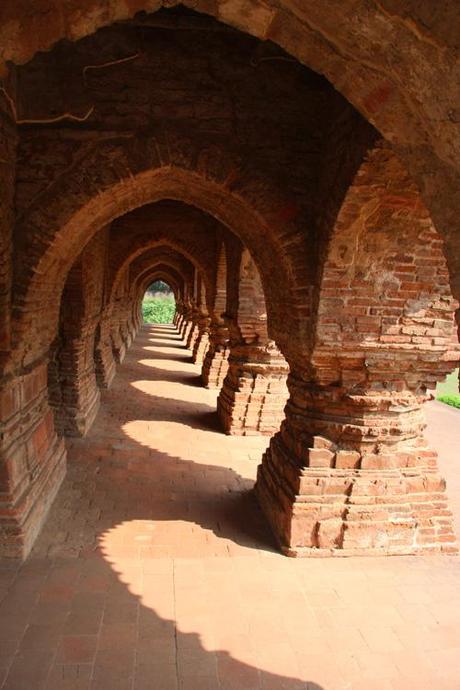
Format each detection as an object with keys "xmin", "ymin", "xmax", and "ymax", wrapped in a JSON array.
[{"xmin": 1, "ymin": 323, "xmax": 459, "ymax": 690}]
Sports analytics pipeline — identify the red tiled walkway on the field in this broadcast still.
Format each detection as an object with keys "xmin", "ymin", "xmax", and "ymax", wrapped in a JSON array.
[{"xmin": 1, "ymin": 324, "xmax": 460, "ymax": 690}]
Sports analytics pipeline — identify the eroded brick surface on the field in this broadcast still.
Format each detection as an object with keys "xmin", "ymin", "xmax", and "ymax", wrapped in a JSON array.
[
  {"xmin": 0, "ymin": 325, "xmax": 459, "ymax": 690},
  {"xmin": 0, "ymin": 5, "xmax": 459, "ymax": 561}
]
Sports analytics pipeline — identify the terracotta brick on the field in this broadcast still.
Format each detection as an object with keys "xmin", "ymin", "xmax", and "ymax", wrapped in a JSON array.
[{"xmin": 1, "ymin": 5, "xmax": 460, "ymax": 565}]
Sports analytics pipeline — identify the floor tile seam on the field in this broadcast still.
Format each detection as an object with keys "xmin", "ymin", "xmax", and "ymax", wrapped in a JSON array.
[
  {"xmin": 130, "ymin": 565, "xmax": 143, "ymax": 690},
  {"xmin": 87, "ymin": 573, "xmax": 108, "ymax": 689}
]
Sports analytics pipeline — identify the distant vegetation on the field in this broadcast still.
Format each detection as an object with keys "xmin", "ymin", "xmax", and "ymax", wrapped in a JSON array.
[
  {"xmin": 142, "ymin": 281, "xmax": 175, "ymax": 324},
  {"xmin": 147, "ymin": 280, "xmax": 171, "ymax": 295},
  {"xmin": 436, "ymin": 369, "xmax": 460, "ymax": 410}
]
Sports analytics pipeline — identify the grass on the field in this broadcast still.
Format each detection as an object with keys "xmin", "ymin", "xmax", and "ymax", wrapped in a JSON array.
[
  {"xmin": 142, "ymin": 295, "xmax": 175, "ymax": 324},
  {"xmin": 436, "ymin": 369, "xmax": 460, "ymax": 409}
]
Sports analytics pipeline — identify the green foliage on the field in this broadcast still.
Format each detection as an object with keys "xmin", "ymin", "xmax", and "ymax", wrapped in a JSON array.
[
  {"xmin": 436, "ymin": 369, "xmax": 460, "ymax": 409},
  {"xmin": 437, "ymin": 394, "xmax": 460, "ymax": 410},
  {"xmin": 436, "ymin": 369, "xmax": 459, "ymax": 397},
  {"xmin": 142, "ymin": 296, "xmax": 175, "ymax": 324},
  {"xmin": 148, "ymin": 280, "xmax": 172, "ymax": 295}
]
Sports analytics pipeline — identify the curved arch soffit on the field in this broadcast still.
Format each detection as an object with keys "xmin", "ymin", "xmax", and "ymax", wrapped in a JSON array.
[
  {"xmin": 138, "ymin": 272, "xmax": 181, "ymax": 303},
  {"xmin": 15, "ymin": 162, "xmax": 299, "ymax": 362},
  {"xmin": 1, "ymin": 1, "xmax": 455, "ymax": 170},
  {"xmin": 111, "ymin": 238, "xmax": 211, "ymax": 303},
  {"xmin": 135, "ymin": 265, "xmax": 185, "ymax": 300}
]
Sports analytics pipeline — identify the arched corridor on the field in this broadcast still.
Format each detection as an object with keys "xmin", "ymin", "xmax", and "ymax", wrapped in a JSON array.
[
  {"xmin": 1, "ymin": 2, "xmax": 460, "ymax": 687},
  {"xmin": 2, "ymin": 7, "xmax": 459, "ymax": 562},
  {"xmin": 1, "ymin": 323, "xmax": 460, "ymax": 690}
]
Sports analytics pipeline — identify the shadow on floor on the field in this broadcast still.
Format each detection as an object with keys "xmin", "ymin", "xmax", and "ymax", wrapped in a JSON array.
[{"xmin": 0, "ymin": 323, "xmax": 324, "ymax": 690}]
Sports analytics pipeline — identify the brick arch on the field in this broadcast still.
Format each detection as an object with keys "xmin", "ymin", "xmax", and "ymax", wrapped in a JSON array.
[
  {"xmin": 135, "ymin": 267, "xmax": 183, "ymax": 329},
  {"xmin": 129, "ymin": 252, "xmax": 194, "ymax": 295},
  {"xmin": 255, "ymin": 140, "xmax": 460, "ymax": 557},
  {"xmin": 13, "ymin": 137, "xmax": 309, "ymax": 367},
  {"xmin": 127, "ymin": 266, "xmax": 183, "ymax": 336},
  {"xmin": 1, "ymin": 0, "xmax": 457, "ymax": 177},
  {"xmin": 110, "ymin": 239, "xmax": 213, "ymax": 309},
  {"xmin": 109, "ymin": 250, "xmax": 193, "ymax": 342},
  {"xmin": 128, "ymin": 253, "xmax": 192, "ymax": 324},
  {"xmin": 135, "ymin": 267, "xmax": 183, "ymax": 304}
]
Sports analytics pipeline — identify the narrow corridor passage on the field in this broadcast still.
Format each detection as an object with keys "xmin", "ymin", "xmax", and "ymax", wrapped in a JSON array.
[
  {"xmin": 1, "ymin": 325, "xmax": 460, "ymax": 690},
  {"xmin": 34, "ymin": 323, "xmax": 273, "ymax": 561}
]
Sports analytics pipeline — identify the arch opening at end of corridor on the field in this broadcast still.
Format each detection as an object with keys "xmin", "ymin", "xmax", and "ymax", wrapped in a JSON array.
[{"xmin": 142, "ymin": 280, "xmax": 176, "ymax": 326}]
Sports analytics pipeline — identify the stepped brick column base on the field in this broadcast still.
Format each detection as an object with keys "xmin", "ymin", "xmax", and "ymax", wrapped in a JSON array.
[
  {"xmin": 255, "ymin": 374, "xmax": 457, "ymax": 557},
  {"xmin": 217, "ymin": 342, "xmax": 289, "ymax": 435},
  {"xmin": 201, "ymin": 323, "xmax": 230, "ymax": 389},
  {"xmin": 192, "ymin": 315, "xmax": 211, "ymax": 364},
  {"xmin": 0, "ymin": 363, "xmax": 66, "ymax": 560}
]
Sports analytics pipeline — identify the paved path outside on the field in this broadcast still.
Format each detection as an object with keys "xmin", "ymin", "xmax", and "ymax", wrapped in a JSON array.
[{"xmin": 1, "ymin": 324, "xmax": 459, "ymax": 690}]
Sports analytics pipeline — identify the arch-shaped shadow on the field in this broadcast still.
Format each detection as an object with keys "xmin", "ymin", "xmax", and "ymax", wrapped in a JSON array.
[
  {"xmin": 73, "ymin": 324, "xmax": 274, "ymax": 552},
  {"xmin": 139, "ymin": 347, "xmax": 191, "ymax": 363},
  {"xmin": 0, "ymin": 323, "xmax": 325, "ymax": 689},
  {"xmin": 147, "ymin": 332, "xmax": 183, "ymax": 341},
  {"xmin": 127, "ymin": 361, "xmax": 205, "ymax": 388}
]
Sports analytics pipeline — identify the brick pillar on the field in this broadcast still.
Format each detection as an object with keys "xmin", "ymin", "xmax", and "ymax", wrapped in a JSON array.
[
  {"xmin": 126, "ymin": 308, "xmax": 138, "ymax": 343},
  {"xmin": 118, "ymin": 300, "xmax": 134, "ymax": 353},
  {"xmin": 192, "ymin": 313, "xmax": 211, "ymax": 364},
  {"xmin": 173, "ymin": 299, "xmax": 183, "ymax": 327},
  {"xmin": 185, "ymin": 307, "xmax": 200, "ymax": 350},
  {"xmin": 94, "ymin": 309, "xmax": 116, "ymax": 388},
  {"xmin": 114, "ymin": 332, "xmax": 127, "ymax": 361},
  {"xmin": 47, "ymin": 236, "xmax": 106, "ymax": 437},
  {"xmin": 175, "ymin": 303, "xmax": 184, "ymax": 330},
  {"xmin": 201, "ymin": 321, "xmax": 230, "ymax": 388},
  {"xmin": 180, "ymin": 303, "xmax": 193, "ymax": 340},
  {"xmin": 256, "ymin": 361, "xmax": 458, "ymax": 557},
  {"xmin": 0, "ymin": 362, "xmax": 66, "ymax": 560},
  {"xmin": 177, "ymin": 307, "xmax": 187, "ymax": 336},
  {"xmin": 183, "ymin": 317, "xmax": 194, "ymax": 343},
  {"xmin": 48, "ymin": 320, "xmax": 101, "ymax": 437},
  {"xmin": 133, "ymin": 300, "xmax": 142, "ymax": 332},
  {"xmin": 0, "ymin": 91, "xmax": 16, "ymax": 356},
  {"xmin": 217, "ymin": 340, "xmax": 288, "ymax": 435},
  {"xmin": 111, "ymin": 314, "xmax": 127, "ymax": 364}
]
